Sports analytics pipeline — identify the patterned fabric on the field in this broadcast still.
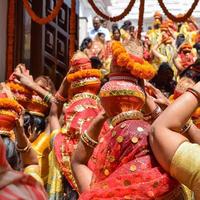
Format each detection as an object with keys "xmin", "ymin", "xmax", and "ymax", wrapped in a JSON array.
[
  {"xmin": 0, "ymin": 137, "xmax": 47, "ymax": 200},
  {"xmin": 48, "ymin": 93, "xmax": 109, "ymax": 199},
  {"xmin": 79, "ymin": 119, "xmax": 183, "ymax": 200},
  {"xmin": 54, "ymin": 92, "xmax": 108, "ymax": 189}
]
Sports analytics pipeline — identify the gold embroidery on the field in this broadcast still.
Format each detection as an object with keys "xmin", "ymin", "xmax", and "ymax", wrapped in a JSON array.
[{"xmin": 117, "ymin": 136, "xmax": 124, "ymax": 143}]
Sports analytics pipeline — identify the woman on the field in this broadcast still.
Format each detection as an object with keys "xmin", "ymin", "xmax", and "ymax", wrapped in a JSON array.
[
  {"xmin": 174, "ymin": 42, "xmax": 196, "ymax": 73},
  {"xmin": 71, "ymin": 41, "xmax": 187, "ymax": 199},
  {"xmin": 169, "ymin": 60, "xmax": 200, "ymax": 128},
  {"xmin": 150, "ymin": 76, "xmax": 200, "ymax": 199},
  {"xmin": 112, "ymin": 27, "xmax": 121, "ymax": 41},
  {"xmin": 152, "ymin": 23, "xmax": 176, "ymax": 73},
  {"xmin": 80, "ymin": 37, "xmax": 93, "ymax": 58},
  {"xmin": 46, "ymin": 51, "xmax": 109, "ymax": 199},
  {"xmin": 0, "ymin": 90, "xmax": 47, "ymax": 199}
]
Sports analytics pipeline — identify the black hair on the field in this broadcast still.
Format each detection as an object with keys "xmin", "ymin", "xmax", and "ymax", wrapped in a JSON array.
[
  {"xmin": 112, "ymin": 23, "xmax": 119, "ymax": 31},
  {"xmin": 180, "ymin": 59, "xmax": 200, "ymax": 83},
  {"xmin": 193, "ymin": 42, "xmax": 200, "ymax": 51},
  {"xmin": 158, "ymin": 62, "xmax": 174, "ymax": 75},
  {"xmin": 129, "ymin": 25, "xmax": 135, "ymax": 32},
  {"xmin": 97, "ymin": 32, "xmax": 105, "ymax": 37},
  {"xmin": 90, "ymin": 56, "xmax": 103, "ymax": 69},
  {"xmin": 176, "ymin": 34, "xmax": 185, "ymax": 48},
  {"xmin": 121, "ymin": 20, "xmax": 132, "ymax": 31},
  {"xmin": 80, "ymin": 37, "xmax": 92, "ymax": 51},
  {"xmin": 150, "ymin": 62, "xmax": 175, "ymax": 96},
  {"xmin": 1, "ymin": 135, "xmax": 21, "ymax": 170},
  {"xmin": 112, "ymin": 26, "xmax": 121, "ymax": 35},
  {"xmin": 23, "ymin": 112, "xmax": 46, "ymax": 140}
]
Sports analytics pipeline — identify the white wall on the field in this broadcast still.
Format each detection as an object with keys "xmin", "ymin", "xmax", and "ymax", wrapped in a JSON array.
[{"xmin": 0, "ymin": 0, "xmax": 7, "ymax": 81}]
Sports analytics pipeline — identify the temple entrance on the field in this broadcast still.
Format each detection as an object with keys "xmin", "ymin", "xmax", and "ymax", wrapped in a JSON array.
[{"xmin": 14, "ymin": 0, "xmax": 79, "ymax": 88}]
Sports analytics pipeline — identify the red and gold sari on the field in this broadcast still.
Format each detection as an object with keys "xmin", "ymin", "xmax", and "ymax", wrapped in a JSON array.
[
  {"xmin": 79, "ymin": 119, "xmax": 185, "ymax": 199},
  {"xmin": 53, "ymin": 93, "xmax": 109, "ymax": 190}
]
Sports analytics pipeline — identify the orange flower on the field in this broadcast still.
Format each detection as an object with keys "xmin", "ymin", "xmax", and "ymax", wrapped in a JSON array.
[
  {"xmin": 67, "ymin": 69, "xmax": 101, "ymax": 82},
  {"xmin": 117, "ymin": 52, "xmax": 129, "ymax": 67},
  {"xmin": 7, "ymin": 82, "xmax": 32, "ymax": 95},
  {"xmin": 0, "ymin": 98, "xmax": 22, "ymax": 115},
  {"xmin": 111, "ymin": 42, "xmax": 157, "ymax": 80}
]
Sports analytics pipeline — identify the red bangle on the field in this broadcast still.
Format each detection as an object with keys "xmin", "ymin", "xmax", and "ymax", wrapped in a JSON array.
[
  {"xmin": 55, "ymin": 92, "xmax": 67, "ymax": 103},
  {"xmin": 187, "ymin": 88, "xmax": 200, "ymax": 103}
]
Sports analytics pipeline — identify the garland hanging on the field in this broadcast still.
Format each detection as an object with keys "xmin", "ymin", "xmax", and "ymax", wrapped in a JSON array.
[
  {"xmin": 88, "ymin": 0, "xmax": 136, "ymax": 22},
  {"xmin": 6, "ymin": 0, "xmax": 15, "ymax": 79},
  {"xmin": 69, "ymin": 0, "xmax": 76, "ymax": 59},
  {"xmin": 23, "ymin": 0, "xmax": 63, "ymax": 24},
  {"xmin": 157, "ymin": 0, "xmax": 199, "ymax": 22},
  {"xmin": 137, "ymin": 0, "xmax": 145, "ymax": 39}
]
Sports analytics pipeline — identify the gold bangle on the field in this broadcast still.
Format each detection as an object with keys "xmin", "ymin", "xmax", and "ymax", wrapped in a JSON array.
[
  {"xmin": 144, "ymin": 106, "xmax": 162, "ymax": 121},
  {"xmin": 16, "ymin": 142, "xmax": 31, "ymax": 152},
  {"xmin": 181, "ymin": 119, "xmax": 193, "ymax": 134},
  {"xmin": 81, "ymin": 131, "xmax": 98, "ymax": 148}
]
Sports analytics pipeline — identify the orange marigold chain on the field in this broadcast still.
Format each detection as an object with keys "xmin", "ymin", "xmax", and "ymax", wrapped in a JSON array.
[
  {"xmin": 112, "ymin": 41, "xmax": 156, "ymax": 80},
  {"xmin": 67, "ymin": 69, "xmax": 101, "ymax": 82},
  {"xmin": 137, "ymin": 0, "xmax": 145, "ymax": 39},
  {"xmin": 22, "ymin": 0, "xmax": 63, "ymax": 25},
  {"xmin": 88, "ymin": 0, "xmax": 136, "ymax": 22},
  {"xmin": 6, "ymin": 0, "xmax": 15, "ymax": 79},
  {"xmin": 157, "ymin": 0, "xmax": 199, "ymax": 22}
]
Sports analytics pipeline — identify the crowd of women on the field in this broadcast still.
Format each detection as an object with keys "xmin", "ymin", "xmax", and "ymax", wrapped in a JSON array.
[{"xmin": 0, "ymin": 11, "xmax": 200, "ymax": 200}]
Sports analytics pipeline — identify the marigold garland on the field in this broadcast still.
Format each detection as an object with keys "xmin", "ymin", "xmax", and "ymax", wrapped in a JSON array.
[
  {"xmin": 157, "ymin": 0, "xmax": 199, "ymax": 22},
  {"xmin": 23, "ymin": 0, "xmax": 63, "ymax": 24},
  {"xmin": 67, "ymin": 69, "xmax": 102, "ymax": 82},
  {"xmin": 88, "ymin": 0, "xmax": 136, "ymax": 22},
  {"xmin": 0, "ymin": 98, "xmax": 22, "ymax": 115},
  {"xmin": 137, "ymin": 0, "xmax": 145, "ymax": 39},
  {"xmin": 7, "ymin": 82, "xmax": 32, "ymax": 95},
  {"xmin": 112, "ymin": 41, "xmax": 156, "ymax": 80},
  {"xmin": 69, "ymin": 0, "xmax": 76, "ymax": 59},
  {"xmin": 6, "ymin": 0, "xmax": 15, "ymax": 79},
  {"xmin": 0, "ymin": 110, "xmax": 17, "ymax": 118}
]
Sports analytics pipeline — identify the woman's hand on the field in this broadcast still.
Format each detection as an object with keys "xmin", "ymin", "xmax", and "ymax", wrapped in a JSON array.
[
  {"xmin": 13, "ymin": 70, "xmax": 34, "ymax": 89},
  {"xmin": 145, "ymin": 81, "xmax": 170, "ymax": 109}
]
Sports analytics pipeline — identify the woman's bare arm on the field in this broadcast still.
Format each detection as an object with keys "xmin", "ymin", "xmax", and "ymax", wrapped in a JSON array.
[
  {"xmin": 152, "ymin": 42, "xmax": 167, "ymax": 62},
  {"xmin": 71, "ymin": 111, "xmax": 108, "ymax": 193},
  {"xmin": 150, "ymin": 82, "xmax": 200, "ymax": 172},
  {"xmin": 15, "ymin": 117, "xmax": 38, "ymax": 167}
]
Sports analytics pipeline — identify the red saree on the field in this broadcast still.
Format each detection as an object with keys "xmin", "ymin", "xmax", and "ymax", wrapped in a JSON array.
[
  {"xmin": 79, "ymin": 119, "xmax": 183, "ymax": 199},
  {"xmin": 54, "ymin": 92, "xmax": 109, "ymax": 189}
]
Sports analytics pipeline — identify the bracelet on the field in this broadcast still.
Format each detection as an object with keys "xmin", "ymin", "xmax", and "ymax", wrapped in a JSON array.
[
  {"xmin": 16, "ymin": 142, "xmax": 31, "ymax": 153},
  {"xmin": 181, "ymin": 119, "xmax": 193, "ymax": 134},
  {"xmin": 187, "ymin": 88, "xmax": 200, "ymax": 104},
  {"xmin": 81, "ymin": 131, "xmax": 98, "ymax": 148},
  {"xmin": 43, "ymin": 92, "xmax": 52, "ymax": 103},
  {"xmin": 55, "ymin": 92, "xmax": 67, "ymax": 103},
  {"xmin": 143, "ymin": 105, "xmax": 162, "ymax": 121}
]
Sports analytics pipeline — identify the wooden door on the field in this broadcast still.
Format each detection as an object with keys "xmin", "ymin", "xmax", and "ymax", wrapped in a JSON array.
[{"xmin": 15, "ymin": 0, "xmax": 79, "ymax": 89}]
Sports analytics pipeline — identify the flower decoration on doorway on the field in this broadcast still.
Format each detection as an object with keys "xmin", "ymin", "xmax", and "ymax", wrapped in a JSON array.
[
  {"xmin": 6, "ymin": 0, "xmax": 15, "ymax": 79},
  {"xmin": 69, "ymin": 0, "xmax": 76, "ymax": 59},
  {"xmin": 157, "ymin": 0, "xmax": 199, "ymax": 22},
  {"xmin": 22, "ymin": 0, "xmax": 64, "ymax": 24},
  {"xmin": 88, "ymin": 0, "xmax": 200, "ymax": 39},
  {"xmin": 88, "ymin": 0, "xmax": 136, "ymax": 22}
]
